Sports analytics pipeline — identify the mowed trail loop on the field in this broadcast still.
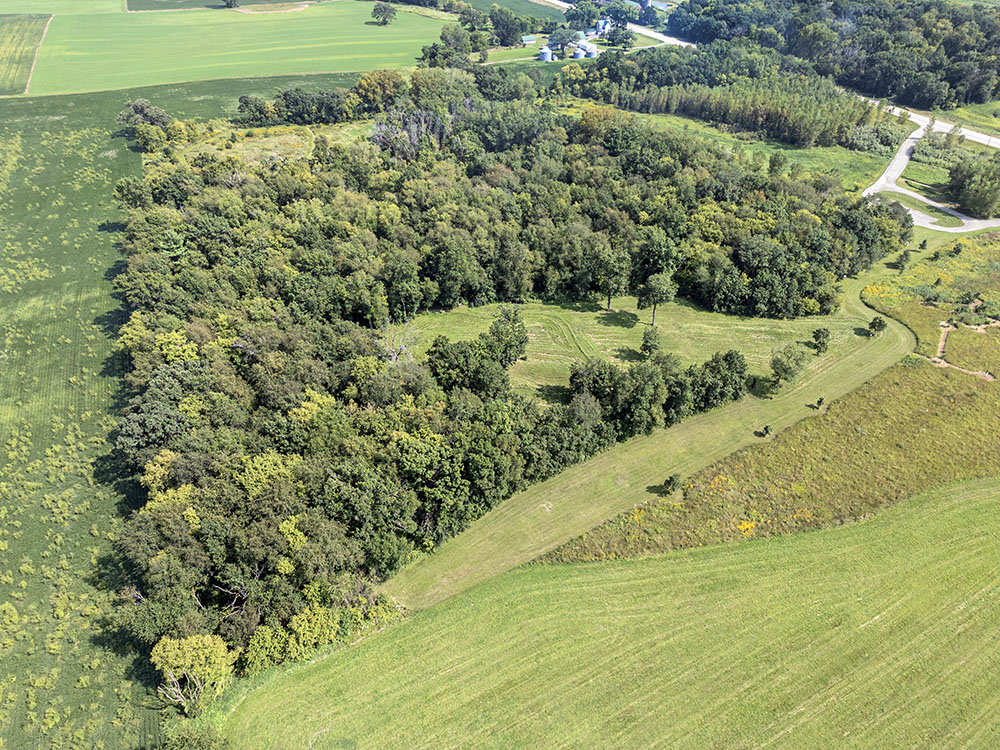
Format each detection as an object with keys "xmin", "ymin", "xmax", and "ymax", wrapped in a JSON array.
[
  {"xmin": 383, "ymin": 267, "xmax": 914, "ymax": 610},
  {"xmin": 220, "ymin": 478, "xmax": 1000, "ymax": 748}
]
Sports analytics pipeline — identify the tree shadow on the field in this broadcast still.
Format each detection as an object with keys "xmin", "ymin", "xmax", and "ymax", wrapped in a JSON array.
[
  {"xmin": 645, "ymin": 482, "xmax": 678, "ymax": 498},
  {"xmin": 753, "ymin": 429, "xmax": 769, "ymax": 438},
  {"xmin": 614, "ymin": 346, "xmax": 643, "ymax": 362},
  {"xmin": 535, "ymin": 383, "xmax": 572, "ymax": 405},
  {"xmin": 556, "ymin": 299, "xmax": 602, "ymax": 314},
  {"xmin": 747, "ymin": 375, "xmax": 778, "ymax": 399},
  {"xmin": 853, "ymin": 326, "xmax": 872, "ymax": 337},
  {"xmin": 597, "ymin": 309, "xmax": 639, "ymax": 328}
]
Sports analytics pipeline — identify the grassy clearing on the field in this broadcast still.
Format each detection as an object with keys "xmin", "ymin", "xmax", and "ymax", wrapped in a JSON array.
[
  {"xmin": 29, "ymin": 2, "xmax": 445, "ymax": 94},
  {"xmin": 550, "ymin": 358, "xmax": 999, "ymax": 560},
  {"xmin": 0, "ymin": 0, "xmax": 119, "ymax": 14},
  {"xmin": 881, "ymin": 190, "xmax": 963, "ymax": 227},
  {"xmin": 403, "ymin": 296, "xmax": 858, "ymax": 400},
  {"xmin": 127, "ymin": 0, "xmax": 290, "ymax": 11},
  {"xmin": 382, "ymin": 252, "xmax": 915, "ymax": 609},
  {"xmin": 217, "ymin": 477, "xmax": 1000, "ymax": 748},
  {"xmin": 177, "ymin": 119, "xmax": 372, "ymax": 163},
  {"xmin": 464, "ymin": 0, "xmax": 564, "ymax": 20},
  {"xmin": 0, "ymin": 14, "xmax": 49, "ymax": 95}
]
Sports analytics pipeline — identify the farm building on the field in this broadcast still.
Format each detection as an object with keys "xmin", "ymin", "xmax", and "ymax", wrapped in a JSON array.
[{"xmin": 521, "ymin": 34, "xmax": 536, "ymax": 45}]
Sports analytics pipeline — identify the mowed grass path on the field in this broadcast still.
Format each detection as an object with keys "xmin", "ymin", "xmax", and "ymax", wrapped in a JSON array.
[
  {"xmin": 383, "ymin": 263, "xmax": 914, "ymax": 609},
  {"xmin": 406, "ymin": 297, "xmax": 860, "ymax": 399},
  {"xmin": 29, "ymin": 3, "xmax": 444, "ymax": 94},
  {"xmin": 218, "ymin": 477, "xmax": 1000, "ymax": 748},
  {"xmin": 0, "ymin": 14, "xmax": 49, "ymax": 95}
]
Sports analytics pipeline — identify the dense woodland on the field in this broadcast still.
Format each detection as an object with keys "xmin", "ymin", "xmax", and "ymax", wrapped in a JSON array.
[
  {"xmin": 109, "ymin": 62, "xmax": 910, "ymax": 707},
  {"xmin": 668, "ymin": 0, "xmax": 1000, "ymax": 109}
]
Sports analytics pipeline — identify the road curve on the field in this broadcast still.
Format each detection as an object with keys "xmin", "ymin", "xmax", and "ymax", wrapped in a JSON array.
[{"xmin": 864, "ymin": 106, "xmax": 1000, "ymax": 232}]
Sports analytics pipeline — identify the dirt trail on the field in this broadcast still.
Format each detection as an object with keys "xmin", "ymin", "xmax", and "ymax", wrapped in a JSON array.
[
  {"xmin": 23, "ymin": 14, "xmax": 53, "ymax": 95},
  {"xmin": 917, "ymin": 320, "xmax": 998, "ymax": 381}
]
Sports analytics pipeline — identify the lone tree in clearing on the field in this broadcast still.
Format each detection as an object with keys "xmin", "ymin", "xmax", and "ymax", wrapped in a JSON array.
[
  {"xmin": 812, "ymin": 327, "xmax": 830, "ymax": 354},
  {"xmin": 868, "ymin": 316, "xmax": 887, "ymax": 336},
  {"xmin": 372, "ymin": 1, "xmax": 397, "ymax": 25},
  {"xmin": 771, "ymin": 343, "xmax": 809, "ymax": 384},
  {"xmin": 637, "ymin": 272, "xmax": 677, "ymax": 326}
]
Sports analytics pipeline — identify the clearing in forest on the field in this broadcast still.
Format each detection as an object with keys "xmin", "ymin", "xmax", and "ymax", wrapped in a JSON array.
[{"xmin": 0, "ymin": 14, "xmax": 50, "ymax": 95}]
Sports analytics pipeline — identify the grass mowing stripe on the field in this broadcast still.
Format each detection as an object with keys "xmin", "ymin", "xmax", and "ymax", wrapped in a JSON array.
[
  {"xmin": 216, "ymin": 478, "xmax": 1000, "ymax": 747},
  {"xmin": 381, "ymin": 254, "xmax": 916, "ymax": 610}
]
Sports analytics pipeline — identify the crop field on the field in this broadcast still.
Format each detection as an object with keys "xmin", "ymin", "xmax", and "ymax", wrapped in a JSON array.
[
  {"xmin": 383, "ymin": 253, "xmax": 916, "ymax": 610},
  {"xmin": 216, "ymin": 477, "xmax": 1000, "ymax": 748},
  {"xmin": 0, "ymin": 94, "xmax": 151, "ymax": 746},
  {"xmin": 403, "ymin": 296, "xmax": 860, "ymax": 400},
  {"xmin": 0, "ymin": 14, "xmax": 49, "ymax": 95},
  {"xmin": 28, "ymin": 2, "xmax": 445, "ymax": 94}
]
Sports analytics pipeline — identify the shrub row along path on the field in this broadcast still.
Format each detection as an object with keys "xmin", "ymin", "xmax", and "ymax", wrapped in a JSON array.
[
  {"xmin": 864, "ymin": 108, "xmax": 1000, "ymax": 232},
  {"xmin": 382, "ymin": 264, "xmax": 915, "ymax": 610}
]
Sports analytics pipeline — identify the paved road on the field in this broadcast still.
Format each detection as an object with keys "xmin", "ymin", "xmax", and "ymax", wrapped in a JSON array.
[{"xmin": 864, "ymin": 106, "xmax": 1000, "ymax": 232}]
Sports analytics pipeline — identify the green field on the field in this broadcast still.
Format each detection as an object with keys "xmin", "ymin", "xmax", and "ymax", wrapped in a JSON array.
[
  {"xmin": 935, "ymin": 101, "xmax": 1000, "ymax": 140},
  {"xmin": 126, "ymin": 0, "xmax": 295, "ymax": 11},
  {"xmin": 0, "ymin": 14, "xmax": 49, "ymax": 95},
  {"xmin": 383, "ymin": 257, "xmax": 915, "ymax": 610},
  {"xmin": 29, "ymin": 2, "xmax": 445, "ymax": 94},
  {"xmin": 216, "ymin": 477, "xmax": 1000, "ymax": 747},
  {"xmin": 0, "ymin": 72, "xmax": 369, "ymax": 750},
  {"xmin": 404, "ymin": 296, "xmax": 862, "ymax": 400},
  {"xmin": 464, "ymin": 0, "xmax": 564, "ymax": 20}
]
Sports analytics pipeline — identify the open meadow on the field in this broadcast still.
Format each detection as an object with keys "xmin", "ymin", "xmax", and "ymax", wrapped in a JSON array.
[
  {"xmin": 28, "ymin": 2, "xmax": 445, "ymax": 94},
  {"xmin": 215, "ymin": 477, "xmax": 1000, "ymax": 748}
]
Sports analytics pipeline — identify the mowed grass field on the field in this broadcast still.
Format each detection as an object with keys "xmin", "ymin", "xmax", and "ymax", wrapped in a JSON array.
[
  {"xmin": 29, "ymin": 2, "xmax": 445, "ymax": 94},
  {"xmin": 0, "ymin": 14, "xmax": 49, "ymax": 95},
  {"xmin": 404, "ymin": 296, "xmax": 860, "ymax": 400},
  {"xmin": 216, "ymin": 477, "xmax": 1000, "ymax": 748},
  {"xmin": 383, "ymin": 253, "xmax": 916, "ymax": 609}
]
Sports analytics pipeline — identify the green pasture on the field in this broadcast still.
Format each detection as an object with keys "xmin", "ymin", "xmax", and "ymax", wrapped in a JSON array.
[
  {"xmin": 464, "ymin": 0, "xmax": 564, "ymax": 20},
  {"xmin": 29, "ymin": 2, "xmax": 445, "ymax": 94},
  {"xmin": 217, "ymin": 477, "xmax": 1000, "ymax": 748},
  {"xmin": 383, "ymin": 252, "xmax": 916, "ymax": 609},
  {"xmin": 402, "ymin": 296, "xmax": 857, "ymax": 400},
  {"xmin": 0, "ymin": 14, "xmax": 49, "ymax": 95},
  {"xmin": 0, "ymin": 93, "xmax": 149, "ymax": 746}
]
